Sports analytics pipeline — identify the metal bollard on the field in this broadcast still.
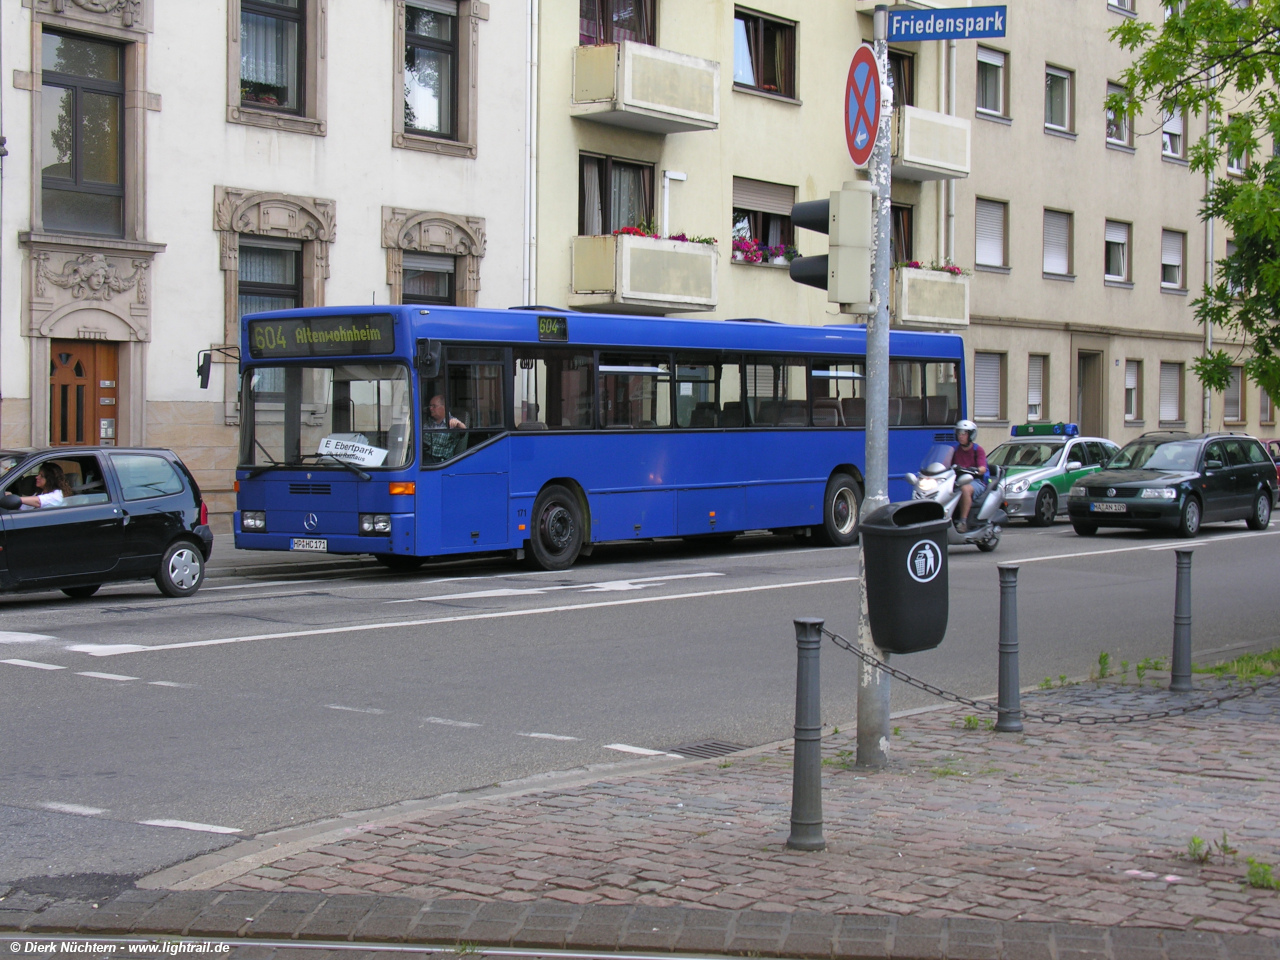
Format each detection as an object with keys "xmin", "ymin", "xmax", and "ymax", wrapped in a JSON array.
[
  {"xmin": 995, "ymin": 564, "xmax": 1023, "ymax": 733},
  {"xmin": 787, "ymin": 618, "xmax": 826, "ymax": 851},
  {"xmin": 1170, "ymin": 549, "xmax": 1193, "ymax": 692}
]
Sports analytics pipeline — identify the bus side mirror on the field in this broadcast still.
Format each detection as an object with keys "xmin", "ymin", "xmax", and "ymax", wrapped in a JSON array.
[
  {"xmin": 416, "ymin": 339, "xmax": 441, "ymax": 379},
  {"xmin": 197, "ymin": 351, "xmax": 213, "ymax": 390}
]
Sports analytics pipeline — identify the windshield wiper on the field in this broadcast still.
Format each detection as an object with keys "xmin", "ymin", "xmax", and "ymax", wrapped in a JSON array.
[
  {"xmin": 297, "ymin": 453, "xmax": 371, "ymax": 481},
  {"xmin": 245, "ymin": 440, "xmax": 286, "ymax": 478}
]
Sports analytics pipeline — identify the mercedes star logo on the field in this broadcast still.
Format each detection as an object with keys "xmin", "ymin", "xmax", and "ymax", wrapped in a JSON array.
[
  {"xmin": 303, "ymin": 512, "xmax": 319, "ymax": 531},
  {"xmin": 1106, "ymin": 488, "xmax": 1116, "ymax": 497}
]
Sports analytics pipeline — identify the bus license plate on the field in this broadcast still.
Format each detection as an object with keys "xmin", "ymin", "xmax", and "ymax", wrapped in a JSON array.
[
  {"xmin": 1090, "ymin": 502, "xmax": 1126, "ymax": 513},
  {"xmin": 291, "ymin": 538, "xmax": 328, "ymax": 552}
]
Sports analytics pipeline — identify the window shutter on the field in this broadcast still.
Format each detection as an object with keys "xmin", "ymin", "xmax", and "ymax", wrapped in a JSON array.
[
  {"xmin": 410, "ymin": 0, "xmax": 459, "ymax": 13},
  {"xmin": 975, "ymin": 200, "xmax": 1005, "ymax": 266},
  {"xmin": 1105, "ymin": 221, "xmax": 1128, "ymax": 245},
  {"xmin": 732, "ymin": 178, "xmax": 796, "ymax": 216},
  {"xmin": 976, "ymin": 47, "xmax": 1005, "ymax": 67},
  {"xmin": 1225, "ymin": 367, "xmax": 1242, "ymax": 421},
  {"xmin": 1043, "ymin": 210, "xmax": 1070, "ymax": 274},
  {"xmin": 1162, "ymin": 110, "xmax": 1183, "ymax": 136},
  {"xmin": 1027, "ymin": 355, "xmax": 1043, "ymax": 406},
  {"xmin": 1159, "ymin": 363, "xmax": 1181, "ymax": 421},
  {"xmin": 404, "ymin": 253, "xmax": 456, "ymax": 272},
  {"xmin": 1161, "ymin": 230, "xmax": 1183, "ymax": 267},
  {"xmin": 1125, "ymin": 360, "xmax": 1138, "ymax": 391},
  {"xmin": 974, "ymin": 353, "xmax": 1002, "ymax": 419}
]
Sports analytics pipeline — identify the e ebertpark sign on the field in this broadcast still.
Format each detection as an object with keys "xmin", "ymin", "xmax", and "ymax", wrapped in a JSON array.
[{"xmin": 887, "ymin": 5, "xmax": 1007, "ymax": 42}]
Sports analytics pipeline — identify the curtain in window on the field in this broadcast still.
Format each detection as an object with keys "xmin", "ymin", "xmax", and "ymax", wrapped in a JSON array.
[
  {"xmin": 239, "ymin": 246, "xmax": 297, "ymax": 285},
  {"xmin": 611, "ymin": 163, "xmax": 648, "ymax": 230},
  {"xmin": 581, "ymin": 157, "xmax": 602, "ymax": 235},
  {"xmin": 733, "ymin": 18, "xmax": 756, "ymax": 85},
  {"xmin": 579, "ymin": 0, "xmax": 600, "ymax": 44},
  {"xmin": 241, "ymin": 10, "xmax": 299, "ymax": 108},
  {"xmin": 973, "ymin": 353, "xmax": 1002, "ymax": 420},
  {"xmin": 611, "ymin": 0, "xmax": 647, "ymax": 43},
  {"xmin": 891, "ymin": 205, "xmax": 913, "ymax": 263}
]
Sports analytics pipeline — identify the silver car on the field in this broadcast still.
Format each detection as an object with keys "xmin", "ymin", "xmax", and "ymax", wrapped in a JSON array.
[{"xmin": 989, "ymin": 428, "xmax": 1120, "ymax": 526}]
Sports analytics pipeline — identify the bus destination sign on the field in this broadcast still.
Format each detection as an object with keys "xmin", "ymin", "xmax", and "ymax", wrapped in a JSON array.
[
  {"xmin": 537, "ymin": 316, "xmax": 569, "ymax": 342},
  {"xmin": 248, "ymin": 314, "xmax": 396, "ymax": 359}
]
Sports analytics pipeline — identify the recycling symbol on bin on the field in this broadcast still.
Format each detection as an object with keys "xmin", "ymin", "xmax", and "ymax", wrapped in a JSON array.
[{"xmin": 906, "ymin": 539, "xmax": 943, "ymax": 583}]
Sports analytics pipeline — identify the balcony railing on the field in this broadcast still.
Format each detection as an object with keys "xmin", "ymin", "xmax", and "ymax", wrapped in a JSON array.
[
  {"xmin": 892, "ymin": 105, "xmax": 970, "ymax": 181},
  {"xmin": 891, "ymin": 266, "xmax": 969, "ymax": 330},
  {"xmin": 571, "ymin": 41, "xmax": 720, "ymax": 134},
  {"xmin": 570, "ymin": 234, "xmax": 718, "ymax": 314}
]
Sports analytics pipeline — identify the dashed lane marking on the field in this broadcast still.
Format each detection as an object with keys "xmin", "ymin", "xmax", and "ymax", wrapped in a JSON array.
[
  {"xmin": 605, "ymin": 743, "xmax": 682, "ymax": 758},
  {"xmin": 75, "ymin": 671, "xmax": 139, "ymax": 681},
  {"xmin": 388, "ymin": 572, "xmax": 723, "ymax": 604},
  {"xmin": 1017, "ymin": 527, "xmax": 1280, "ymax": 565},
  {"xmin": 40, "ymin": 802, "xmax": 107, "ymax": 817},
  {"xmin": 326, "ymin": 704, "xmax": 386, "ymax": 714},
  {"xmin": 2, "ymin": 659, "xmax": 66, "ymax": 670},
  {"xmin": 0, "ymin": 632, "xmax": 58, "ymax": 644},
  {"xmin": 148, "ymin": 681, "xmax": 195, "ymax": 688},
  {"xmin": 138, "ymin": 819, "xmax": 242, "ymax": 835},
  {"xmin": 518, "ymin": 732, "xmax": 579, "ymax": 741},
  {"xmin": 422, "ymin": 716, "xmax": 481, "ymax": 728}
]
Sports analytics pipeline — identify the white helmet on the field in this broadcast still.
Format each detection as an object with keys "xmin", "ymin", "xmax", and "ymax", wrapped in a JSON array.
[{"xmin": 955, "ymin": 419, "xmax": 977, "ymax": 443}]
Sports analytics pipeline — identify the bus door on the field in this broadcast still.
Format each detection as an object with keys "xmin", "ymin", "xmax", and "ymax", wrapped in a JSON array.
[{"xmin": 674, "ymin": 356, "xmax": 746, "ymax": 534}]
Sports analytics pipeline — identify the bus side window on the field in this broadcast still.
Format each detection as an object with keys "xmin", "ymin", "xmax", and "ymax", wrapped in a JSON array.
[
  {"xmin": 719, "ymin": 358, "xmax": 745, "ymax": 427},
  {"xmin": 924, "ymin": 361, "xmax": 960, "ymax": 425},
  {"xmin": 810, "ymin": 358, "xmax": 864, "ymax": 427},
  {"xmin": 746, "ymin": 358, "xmax": 807, "ymax": 427},
  {"xmin": 675, "ymin": 355, "xmax": 719, "ymax": 427},
  {"xmin": 422, "ymin": 348, "xmax": 504, "ymax": 463},
  {"xmin": 600, "ymin": 355, "xmax": 672, "ymax": 429},
  {"xmin": 514, "ymin": 350, "xmax": 594, "ymax": 429}
]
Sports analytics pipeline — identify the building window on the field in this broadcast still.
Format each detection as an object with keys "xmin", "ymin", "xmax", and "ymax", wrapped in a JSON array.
[
  {"xmin": 580, "ymin": 154, "xmax": 653, "ymax": 235},
  {"xmin": 1225, "ymin": 239, "xmax": 1240, "ymax": 297},
  {"xmin": 973, "ymin": 352, "xmax": 1004, "ymax": 420},
  {"xmin": 241, "ymin": 0, "xmax": 304, "ymax": 113},
  {"xmin": 1105, "ymin": 220, "xmax": 1130, "ymax": 281},
  {"xmin": 733, "ymin": 9, "xmax": 795, "ymax": 99},
  {"xmin": 1260, "ymin": 387, "xmax": 1274, "ymax": 425},
  {"xmin": 1027, "ymin": 355, "xmax": 1046, "ymax": 421},
  {"xmin": 1159, "ymin": 361, "xmax": 1183, "ymax": 423},
  {"xmin": 1112, "ymin": 0, "xmax": 1136, "ymax": 9},
  {"xmin": 1226, "ymin": 115, "xmax": 1249, "ymax": 175},
  {"xmin": 402, "ymin": 253, "xmax": 455, "ymax": 304},
  {"xmin": 579, "ymin": 0, "xmax": 655, "ymax": 45},
  {"xmin": 976, "ymin": 47, "xmax": 1007, "ymax": 117},
  {"xmin": 1043, "ymin": 209, "xmax": 1072, "ymax": 276},
  {"xmin": 238, "ymin": 240, "xmax": 301, "ymax": 316},
  {"xmin": 404, "ymin": 1, "xmax": 458, "ymax": 139},
  {"xmin": 1044, "ymin": 66, "xmax": 1073, "ymax": 132},
  {"xmin": 975, "ymin": 199, "xmax": 1007, "ymax": 268},
  {"xmin": 1162, "ymin": 109, "xmax": 1185, "ymax": 158},
  {"xmin": 1224, "ymin": 366, "xmax": 1244, "ymax": 422},
  {"xmin": 1106, "ymin": 82, "xmax": 1131, "ymax": 145},
  {"xmin": 888, "ymin": 51, "xmax": 914, "ymax": 107},
  {"xmin": 1125, "ymin": 359, "xmax": 1142, "ymax": 421},
  {"xmin": 1161, "ymin": 229, "xmax": 1185, "ymax": 288},
  {"xmin": 731, "ymin": 177, "xmax": 795, "ymax": 251},
  {"xmin": 41, "ymin": 32, "xmax": 124, "ymax": 237},
  {"xmin": 891, "ymin": 204, "xmax": 913, "ymax": 263}
]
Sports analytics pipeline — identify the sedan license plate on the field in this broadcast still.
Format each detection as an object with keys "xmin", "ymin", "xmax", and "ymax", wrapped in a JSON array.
[
  {"xmin": 1090, "ymin": 502, "xmax": 1127, "ymax": 513},
  {"xmin": 291, "ymin": 538, "xmax": 328, "ymax": 552}
]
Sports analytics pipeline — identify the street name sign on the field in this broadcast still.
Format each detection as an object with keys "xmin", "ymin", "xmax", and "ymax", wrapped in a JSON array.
[
  {"xmin": 845, "ymin": 45, "xmax": 880, "ymax": 167},
  {"xmin": 887, "ymin": 6, "xmax": 1007, "ymax": 42}
]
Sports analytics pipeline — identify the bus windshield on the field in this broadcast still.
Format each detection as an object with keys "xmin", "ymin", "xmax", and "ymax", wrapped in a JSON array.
[{"xmin": 241, "ymin": 363, "xmax": 413, "ymax": 469}]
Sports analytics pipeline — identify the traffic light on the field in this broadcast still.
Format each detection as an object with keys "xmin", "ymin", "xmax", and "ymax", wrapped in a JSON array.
[{"xmin": 788, "ymin": 180, "xmax": 875, "ymax": 312}]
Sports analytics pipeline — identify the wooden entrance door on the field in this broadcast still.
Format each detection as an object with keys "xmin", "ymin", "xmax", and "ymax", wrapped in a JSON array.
[
  {"xmin": 1075, "ymin": 351, "xmax": 1103, "ymax": 438},
  {"xmin": 49, "ymin": 340, "xmax": 119, "ymax": 447}
]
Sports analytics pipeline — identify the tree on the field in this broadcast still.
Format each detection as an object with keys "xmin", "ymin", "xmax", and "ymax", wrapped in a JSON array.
[{"xmin": 1111, "ymin": 0, "xmax": 1280, "ymax": 404}]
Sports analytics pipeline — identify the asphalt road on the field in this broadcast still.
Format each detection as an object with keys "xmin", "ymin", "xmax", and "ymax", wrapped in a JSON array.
[{"xmin": 1, "ymin": 519, "xmax": 1278, "ymax": 889}]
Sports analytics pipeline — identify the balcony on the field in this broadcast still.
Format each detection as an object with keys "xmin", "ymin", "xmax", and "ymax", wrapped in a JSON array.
[
  {"xmin": 571, "ymin": 42, "xmax": 720, "ymax": 134},
  {"xmin": 569, "ymin": 234, "xmax": 718, "ymax": 314},
  {"xmin": 892, "ymin": 266, "xmax": 969, "ymax": 330},
  {"xmin": 892, "ymin": 105, "xmax": 970, "ymax": 181}
]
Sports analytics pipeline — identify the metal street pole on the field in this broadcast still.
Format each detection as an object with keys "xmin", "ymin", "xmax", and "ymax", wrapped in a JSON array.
[{"xmin": 855, "ymin": 3, "xmax": 894, "ymax": 769}]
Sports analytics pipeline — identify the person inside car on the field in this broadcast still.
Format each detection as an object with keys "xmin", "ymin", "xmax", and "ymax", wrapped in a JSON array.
[
  {"xmin": 953, "ymin": 419, "xmax": 988, "ymax": 532},
  {"xmin": 19, "ymin": 461, "xmax": 72, "ymax": 510}
]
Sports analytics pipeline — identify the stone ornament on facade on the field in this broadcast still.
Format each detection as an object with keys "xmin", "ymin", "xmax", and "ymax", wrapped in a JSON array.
[
  {"xmin": 25, "ymin": 0, "xmax": 150, "ymax": 32},
  {"xmin": 34, "ymin": 251, "xmax": 149, "ymax": 303},
  {"xmin": 215, "ymin": 186, "xmax": 337, "ymax": 273},
  {"xmin": 27, "ymin": 248, "xmax": 153, "ymax": 341},
  {"xmin": 381, "ymin": 207, "xmax": 486, "ymax": 307}
]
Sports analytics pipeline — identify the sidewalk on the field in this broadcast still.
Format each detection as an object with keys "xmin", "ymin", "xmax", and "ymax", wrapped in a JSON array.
[{"xmin": 3, "ymin": 676, "xmax": 1280, "ymax": 959}]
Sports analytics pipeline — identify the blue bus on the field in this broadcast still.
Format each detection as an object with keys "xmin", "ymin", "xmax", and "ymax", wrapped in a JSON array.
[{"xmin": 234, "ymin": 306, "xmax": 966, "ymax": 570}]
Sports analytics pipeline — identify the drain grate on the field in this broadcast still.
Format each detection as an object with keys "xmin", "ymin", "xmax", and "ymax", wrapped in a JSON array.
[{"xmin": 664, "ymin": 740, "xmax": 748, "ymax": 760}]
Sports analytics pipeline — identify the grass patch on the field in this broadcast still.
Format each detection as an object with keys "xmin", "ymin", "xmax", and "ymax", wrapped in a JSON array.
[{"xmin": 1194, "ymin": 649, "xmax": 1280, "ymax": 683}]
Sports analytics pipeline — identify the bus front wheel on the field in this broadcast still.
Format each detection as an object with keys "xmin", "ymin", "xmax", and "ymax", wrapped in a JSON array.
[
  {"xmin": 817, "ymin": 472, "xmax": 862, "ymax": 547},
  {"xmin": 529, "ymin": 484, "xmax": 584, "ymax": 570}
]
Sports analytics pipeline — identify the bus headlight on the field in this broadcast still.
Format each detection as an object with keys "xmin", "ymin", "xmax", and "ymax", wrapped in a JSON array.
[
  {"xmin": 359, "ymin": 513, "xmax": 392, "ymax": 535},
  {"xmin": 242, "ymin": 510, "xmax": 266, "ymax": 531}
]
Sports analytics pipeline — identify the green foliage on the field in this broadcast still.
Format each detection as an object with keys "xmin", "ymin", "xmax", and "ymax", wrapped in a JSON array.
[
  {"xmin": 1040, "ymin": 677, "xmax": 1054, "ymax": 690},
  {"xmin": 1247, "ymin": 857, "xmax": 1280, "ymax": 890},
  {"xmin": 1111, "ymin": 2, "xmax": 1280, "ymax": 403},
  {"xmin": 1195, "ymin": 647, "xmax": 1280, "ymax": 681},
  {"xmin": 1098, "ymin": 651, "xmax": 1112, "ymax": 679},
  {"xmin": 1187, "ymin": 835, "xmax": 1211, "ymax": 863},
  {"xmin": 963, "ymin": 714, "xmax": 981, "ymax": 730}
]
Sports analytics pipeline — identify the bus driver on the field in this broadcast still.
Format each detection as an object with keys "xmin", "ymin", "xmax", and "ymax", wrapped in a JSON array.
[{"xmin": 425, "ymin": 394, "xmax": 467, "ymax": 462}]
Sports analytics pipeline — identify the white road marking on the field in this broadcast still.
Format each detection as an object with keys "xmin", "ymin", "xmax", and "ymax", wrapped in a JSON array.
[
  {"xmin": 148, "ymin": 681, "xmax": 195, "ymax": 688},
  {"xmin": 518, "ymin": 732, "xmax": 579, "ymax": 741},
  {"xmin": 0, "ymin": 631, "xmax": 58, "ymax": 644},
  {"xmin": 326, "ymin": 704, "xmax": 386, "ymax": 714},
  {"xmin": 75, "ymin": 671, "xmax": 138, "ymax": 681},
  {"xmin": 389, "ymin": 572, "xmax": 723, "ymax": 604},
  {"xmin": 1017, "ymin": 527, "xmax": 1280, "ymax": 565},
  {"xmin": 422, "ymin": 716, "xmax": 481, "ymax": 728},
  {"xmin": 605, "ymin": 743, "xmax": 681, "ymax": 757},
  {"xmin": 2, "ymin": 659, "xmax": 66, "ymax": 670},
  {"xmin": 203, "ymin": 578, "xmax": 326, "ymax": 592},
  {"xmin": 138, "ymin": 819, "xmax": 241, "ymax": 835},
  {"xmin": 68, "ymin": 575, "xmax": 859, "ymax": 657},
  {"xmin": 41, "ymin": 802, "xmax": 107, "ymax": 817}
]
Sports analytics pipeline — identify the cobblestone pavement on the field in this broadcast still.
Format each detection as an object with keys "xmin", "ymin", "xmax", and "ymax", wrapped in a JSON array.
[{"xmin": 185, "ymin": 677, "xmax": 1280, "ymax": 941}]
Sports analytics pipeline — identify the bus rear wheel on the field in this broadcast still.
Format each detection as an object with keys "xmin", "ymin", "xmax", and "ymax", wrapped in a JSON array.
[
  {"xmin": 816, "ymin": 472, "xmax": 862, "ymax": 547},
  {"xmin": 529, "ymin": 484, "xmax": 584, "ymax": 570}
]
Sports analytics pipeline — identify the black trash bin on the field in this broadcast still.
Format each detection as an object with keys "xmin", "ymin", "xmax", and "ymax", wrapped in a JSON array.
[{"xmin": 860, "ymin": 500, "xmax": 949, "ymax": 654}]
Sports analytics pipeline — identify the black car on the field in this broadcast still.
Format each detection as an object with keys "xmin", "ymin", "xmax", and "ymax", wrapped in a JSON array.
[
  {"xmin": 1066, "ymin": 431, "xmax": 1279, "ymax": 538},
  {"xmin": 0, "ymin": 447, "xmax": 213, "ymax": 599}
]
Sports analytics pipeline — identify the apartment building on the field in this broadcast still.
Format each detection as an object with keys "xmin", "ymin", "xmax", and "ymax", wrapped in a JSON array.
[{"xmin": 0, "ymin": 0, "xmax": 527, "ymax": 520}]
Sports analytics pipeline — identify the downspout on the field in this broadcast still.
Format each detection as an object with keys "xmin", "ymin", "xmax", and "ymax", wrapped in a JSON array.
[
  {"xmin": 522, "ymin": 0, "xmax": 539, "ymax": 306},
  {"xmin": 946, "ymin": 38, "xmax": 956, "ymax": 261},
  {"xmin": 1203, "ymin": 85, "xmax": 1215, "ymax": 431}
]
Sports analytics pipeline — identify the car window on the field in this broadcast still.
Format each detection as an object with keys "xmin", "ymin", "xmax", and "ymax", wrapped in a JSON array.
[
  {"xmin": 1204, "ymin": 441, "xmax": 1227, "ymax": 467},
  {"xmin": 1109, "ymin": 439, "xmax": 1201, "ymax": 470},
  {"xmin": 1067, "ymin": 443, "xmax": 1092, "ymax": 466},
  {"xmin": 1222, "ymin": 439, "xmax": 1251, "ymax": 466},
  {"xmin": 111, "ymin": 454, "xmax": 185, "ymax": 501},
  {"xmin": 1085, "ymin": 442, "xmax": 1108, "ymax": 465},
  {"xmin": 987, "ymin": 442, "xmax": 1063, "ymax": 468},
  {"xmin": 1243, "ymin": 440, "xmax": 1269, "ymax": 465},
  {"xmin": 2, "ymin": 455, "xmax": 109, "ymax": 506}
]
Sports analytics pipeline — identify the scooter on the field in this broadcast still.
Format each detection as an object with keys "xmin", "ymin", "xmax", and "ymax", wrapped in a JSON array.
[{"xmin": 905, "ymin": 459, "xmax": 1008, "ymax": 552}]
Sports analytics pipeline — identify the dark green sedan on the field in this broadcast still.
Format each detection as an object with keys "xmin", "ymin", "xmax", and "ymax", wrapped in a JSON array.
[{"xmin": 1066, "ymin": 431, "xmax": 1279, "ymax": 538}]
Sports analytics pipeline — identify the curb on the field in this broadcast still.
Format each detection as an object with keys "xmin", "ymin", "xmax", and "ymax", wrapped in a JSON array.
[{"xmin": 3, "ymin": 891, "xmax": 1276, "ymax": 960}]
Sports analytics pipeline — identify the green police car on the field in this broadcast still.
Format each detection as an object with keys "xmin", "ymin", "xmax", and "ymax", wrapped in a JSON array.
[{"xmin": 988, "ymin": 423, "xmax": 1120, "ymax": 526}]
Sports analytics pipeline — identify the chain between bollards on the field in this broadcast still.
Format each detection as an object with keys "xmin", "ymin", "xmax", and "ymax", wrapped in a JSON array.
[
  {"xmin": 1171, "ymin": 548, "xmax": 1193, "ymax": 692},
  {"xmin": 995, "ymin": 564, "xmax": 1023, "ymax": 732},
  {"xmin": 788, "ymin": 618, "xmax": 826, "ymax": 851}
]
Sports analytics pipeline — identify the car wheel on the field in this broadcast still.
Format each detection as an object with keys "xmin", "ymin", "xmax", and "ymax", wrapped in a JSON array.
[
  {"xmin": 815, "ymin": 472, "xmax": 862, "ymax": 547},
  {"xmin": 1029, "ymin": 488, "xmax": 1057, "ymax": 527},
  {"xmin": 1177, "ymin": 496, "xmax": 1202, "ymax": 538},
  {"xmin": 374, "ymin": 554, "xmax": 426, "ymax": 572},
  {"xmin": 155, "ymin": 541, "xmax": 205, "ymax": 598},
  {"xmin": 528, "ymin": 484, "xmax": 584, "ymax": 570},
  {"xmin": 62, "ymin": 584, "xmax": 101, "ymax": 599},
  {"xmin": 1246, "ymin": 491, "xmax": 1272, "ymax": 530},
  {"xmin": 1071, "ymin": 521, "xmax": 1098, "ymax": 537}
]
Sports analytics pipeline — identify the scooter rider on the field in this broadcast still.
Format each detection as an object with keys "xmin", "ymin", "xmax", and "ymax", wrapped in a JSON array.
[{"xmin": 953, "ymin": 419, "xmax": 987, "ymax": 532}]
